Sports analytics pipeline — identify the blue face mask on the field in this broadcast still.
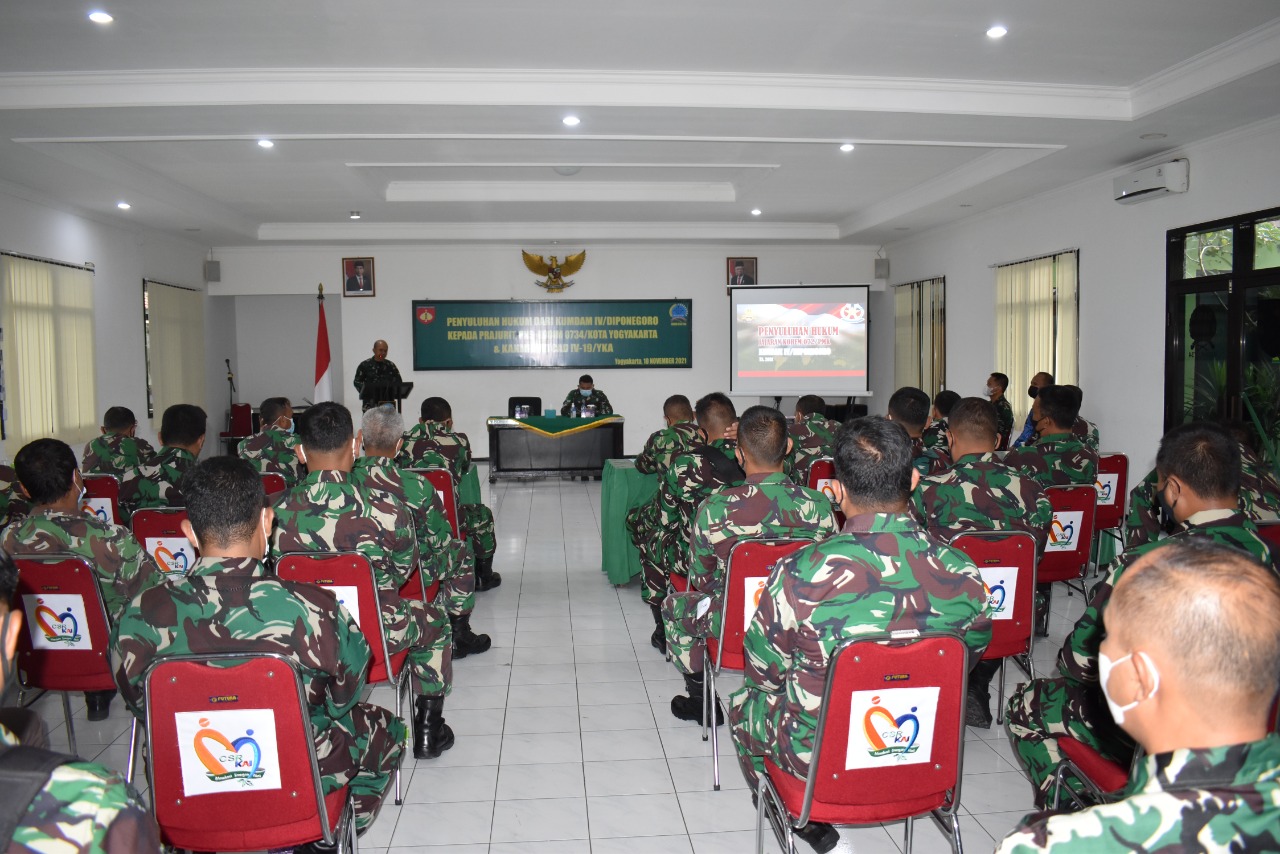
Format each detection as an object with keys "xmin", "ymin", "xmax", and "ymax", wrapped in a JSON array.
[
  {"xmin": 579, "ymin": 388, "xmax": 592, "ymax": 397},
  {"xmin": 285, "ymin": 419, "xmax": 295, "ymax": 434}
]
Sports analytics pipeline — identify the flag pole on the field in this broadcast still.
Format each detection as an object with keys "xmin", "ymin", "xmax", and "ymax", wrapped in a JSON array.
[{"xmin": 314, "ymin": 283, "xmax": 333, "ymax": 404}]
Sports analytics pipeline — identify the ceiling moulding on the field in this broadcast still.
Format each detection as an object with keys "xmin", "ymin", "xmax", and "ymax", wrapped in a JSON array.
[
  {"xmin": 0, "ymin": 68, "xmax": 1130, "ymax": 121},
  {"xmin": 385, "ymin": 181, "xmax": 734, "ymax": 203},
  {"xmin": 256, "ymin": 221, "xmax": 841, "ymax": 243},
  {"xmin": 350, "ymin": 161, "xmax": 781, "ymax": 169}
]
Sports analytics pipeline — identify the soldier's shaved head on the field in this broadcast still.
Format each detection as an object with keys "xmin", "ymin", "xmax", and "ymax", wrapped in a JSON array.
[
  {"xmin": 695, "ymin": 392, "xmax": 736, "ymax": 437},
  {"xmin": 795, "ymin": 395, "xmax": 826, "ymax": 418},
  {"xmin": 362, "ymin": 405, "xmax": 404, "ymax": 455},
  {"xmin": 160, "ymin": 404, "xmax": 207, "ymax": 450},
  {"xmin": 947, "ymin": 397, "xmax": 999, "ymax": 447},
  {"xmin": 102, "ymin": 406, "xmax": 138, "ymax": 433},
  {"xmin": 737, "ymin": 406, "xmax": 788, "ymax": 467},
  {"xmin": 887, "ymin": 387, "xmax": 930, "ymax": 431},
  {"xmin": 300, "ymin": 401, "xmax": 354, "ymax": 452},
  {"xmin": 833, "ymin": 416, "xmax": 915, "ymax": 509},
  {"xmin": 13, "ymin": 439, "xmax": 78, "ymax": 505},
  {"xmin": 1108, "ymin": 538, "xmax": 1280, "ymax": 726},
  {"xmin": 259, "ymin": 397, "xmax": 292, "ymax": 427},
  {"xmin": 663, "ymin": 394, "xmax": 694, "ymax": 422},
  {"xmin": 1155, "ymin": 422, "xmax": 1240, "ymax": 503},
  {"xmin": 931, "ymin": 390, "xmax": 960, "ymax": 419},
  {"xmin": 1033, "ymin": 385, "xmax": 1078, "ymax": 432},
  {"xmin": 181, "ymin": 456, "xmax": 266, "ymax": 550},
  {"xmin": 421, "ymin": 397, "xmax": 452, "ymax": 423}
]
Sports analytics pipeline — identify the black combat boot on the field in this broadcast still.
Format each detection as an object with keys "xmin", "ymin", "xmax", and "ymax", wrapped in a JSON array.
[
  {"xmin": 451, "ymin": 614, "xmax": 492, "ymax": 658},
  {"xmin": 418, "ymin": 696, "xmax": 455, "ymax": 759},
  {"xmin": 670, "ymin": 670, "xmax": 724, "ymax": 726},
  {"xmin": 794, "ymin": 821, "xmax": 840, "ymax": 853},
  {"xmin": 1034, "ymin": 583, "xmax": 1053, "ymax": 637},
  {"xmin": 649, "ymin": 604, "xmax": 666, "ymax": 654},
  {"xmin": 412, "ymin": 695, "xmax": 429, "ymax": 758},
  {"xmin": 475, "ymin": 555, "xmax": 502, "ymax": 591},
  {"xmin": 84, "ymin": 689, "xmax": 116, "ymax": 722}
]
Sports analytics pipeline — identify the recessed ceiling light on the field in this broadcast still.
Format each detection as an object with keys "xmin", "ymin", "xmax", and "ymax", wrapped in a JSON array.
[
  {"xmin": 562, "ymin": 115, "xmax": 581, "ymax": 127},
  {"xmin": 840, "ymin": 143, "xmax": 855, "ymax": 153},
  {"xmin": 959, "ymin": 204, "xmax": 974, "ymax": 208},
  {"xmin": 183, "ymin": 227, "xmax": 201, "ymax": 232},
  {"xmin": 894, "ymin": 226, "xmax": 910, "ymax": 231},
  {"xmin": 349, "ymin": 211, "xmax": 361, "ymax": 220},
  {"xmin": 116, "ymin": 201, "xmax": 131, "ymax": 210},
  {"xmin": 1140, "ymin": 132, "xmax": 1168, "ymax": 140},
  {"xmin": 986, "ymin": 25, "xmax": 1008, "ymax": 38},
  {"xmin": 751, "ymin": 209, "xmax": 762, "ymax": 216},
  {"xmin": 257, "ymin": 139, "xmax": 274, "ymax": 149},
  {"xmin": 88, "ymin": 11, "xmax": 113, "ymax": 24}
]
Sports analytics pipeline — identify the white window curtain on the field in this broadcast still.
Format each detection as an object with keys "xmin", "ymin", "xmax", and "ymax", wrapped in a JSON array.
[
  {"xmin": 893, "ymin": 277, "xmax": 946, "ymax": 395},
  {"xmin": 145, "ymin": 281, "xmax": 205, "ymax": 431},
  {"xmin": 995, "ymin": 251, "xmax": 1079, "ymax": 425},
  {"xmin": 1, "ymin": 254, "xmax": 97, "ymax": 450}
]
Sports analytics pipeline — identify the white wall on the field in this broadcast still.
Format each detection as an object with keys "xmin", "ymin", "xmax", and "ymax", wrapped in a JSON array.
[
  {"xmin": 0, "ymin": 185, "xmax": 209, "ymax": 460},
  {"xmin": 885, "ymin": 118, "xmax": 1280, "ymax": 474},
  {"xmin": 210, "ymin": 244, "xmax": 879, "ymax": 452}
]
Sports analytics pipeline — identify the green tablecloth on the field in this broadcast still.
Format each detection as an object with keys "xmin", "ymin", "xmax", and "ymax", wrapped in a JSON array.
[
  {"xmin": 495, "ymin": 414, "xmax": 621, "ymax": 436},
  {"xmin": 459, "ymin": 467, "xmax": 482, "ymax": 505},
  {"xmin": 600, "ymin": 459, "xmax": 658, "ymax": 584}
]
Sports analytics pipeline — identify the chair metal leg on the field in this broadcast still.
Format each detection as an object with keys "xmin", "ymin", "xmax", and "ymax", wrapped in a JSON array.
[
  {"xmin": 61, "ymin": 692, "xmax": 76, "ymax": 757},
  {"xmin": 708, "ymin": 667, "xmax": 720, "ymax": 790},
  {"xmin": 996, "ymin": 658, "xmax": 1007, "ymax": 726},
  {"xmin": 125, "ymin": 718, "xmax": 139, "ymax": 785},
  {"xmin": 701, "ymin": 657, "xmax": 709, "ymax": 744},
  {"xmin": 947, "ymin": 810, "xmax": 964, "ymax": 854},
  {"xmin": 904, "ymin": 815, "xmax": 914, "ymax": 854}
]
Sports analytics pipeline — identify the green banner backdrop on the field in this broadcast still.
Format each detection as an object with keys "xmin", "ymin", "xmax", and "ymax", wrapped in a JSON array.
[{"xmin": 411, "ymin": 299, "xmax": 693, "ymax": 370}]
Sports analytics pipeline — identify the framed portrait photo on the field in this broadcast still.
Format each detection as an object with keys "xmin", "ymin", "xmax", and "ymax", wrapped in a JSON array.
[
  {"xmin": 727, "ymin": 257, "xmax": 757, "ymax": 288},
  {"xmin": 342, "ymin": 257, "xmax": 376, "ymax": 297}
]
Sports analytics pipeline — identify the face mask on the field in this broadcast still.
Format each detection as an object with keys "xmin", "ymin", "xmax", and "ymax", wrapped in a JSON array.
[
  {"xmin": 76, "ymin": 476, "xmax": 87, "ymax": 506},
  {"xmin": 579, "ymin": 389, "xmax": 591, "ymax": 397},
  {"xmin": 1028, "ymin": 386, "xmax": 1039, "ymax": 399},
  {"xmin": 260, "ymin": 511, "xmax": 271, "ymax": 560},
  {"xmin": 1156, "ymin": 482, "xmax": 1179, "ymax": 533},
  {"xmin": 983, "ymin": 386, "xmax": 995, "ymax": 398},
  {"xmin": 1099, "ymin": 651, "xmax": 1160, "ymax": 725},
  {"xmin": 283, "ymin": 418, "xmax": 295, "ymax": 435}
]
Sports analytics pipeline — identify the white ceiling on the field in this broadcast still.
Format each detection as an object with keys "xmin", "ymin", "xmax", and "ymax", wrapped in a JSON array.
[{"xmin": 0, "ymin": 0, "xmax": 1278, "ymax": 247}]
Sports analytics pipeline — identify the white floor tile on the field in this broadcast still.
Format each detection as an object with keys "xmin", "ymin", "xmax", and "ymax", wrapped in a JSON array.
[
  {"xmin": 499, "ymin": 730, "xmax": 583, "ymax": 765},
  {"xmin": 581, "ymin": 728, "xmax": 666, "ymax": 762},
  {"xmin": 588, "ymin": 792, "xmax": 688, "ymax": 838},
  {"xmin": 495, "ymin": 761, "xmax": 586, "ymax": 800},
  {"xmin": 389, "ymin": 801, "xmax": 493, "ymax": 846},
  {"xmin": 584, "ymin": 758, "xmax": 675, "ymax": 796},
  {"xmin": 490, "ymin": 796, "xmax": 589, "ymax": 843},
  {"xmin": 403, "ymin": 764, "xmax": 499, "ymax": 804}
]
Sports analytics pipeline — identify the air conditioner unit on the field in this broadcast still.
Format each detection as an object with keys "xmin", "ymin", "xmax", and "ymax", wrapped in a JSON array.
[{"xmin": 1113, "ymin": 159, "xmax": 1189, "ymax": 205}]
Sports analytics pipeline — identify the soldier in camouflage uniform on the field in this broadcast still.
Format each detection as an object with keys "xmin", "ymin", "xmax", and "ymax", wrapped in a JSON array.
[
  {"xmin": 921, "ymin": 389, "xmax": 960, "ymax": 450},
  {"xmin": 238, "ymin": 396, "xmax": 305, "ymax": 489},
  {"xmin": 80, "ymin": 406, "xmax": 156, "ymax": 477},
  {"xmin": 355, "ymin": 406, "xmax": 492, "ymax": 658},
  {"xmin": 1011, "ymin": 373, "xmax": 1054, "ymax": 449},
  {"xmin": 559, "ymin": 373, "xmax": 614, "ymax": 416},
  {"xmin": 0, "ymin": 464, "xmax": 31, "ymax": 529},
  {"xmin": 624, "ymin": 395, "xmax": 701, "ymax": 572},
  {"xmin": 909, "ymin": 398, "xmax": 1052, "ymax": 728},
  {"xmin": 728, "ymin": 417, "xmax": 991, "ymax": 852},
  {"xmin": 273, "ymin": 402, "xmax": 455, "ymax": 761},
  {"xmin": 887, "ymin": 386, "xmax": 949, "ymax": 476},
  {"xmin": 1006, "ymin": 423, "xmax": 1274, "ymax": 808},
  {"xmin": 352, "ymin": 339, "xmax": 404, "ymax": 411},
  {"xmin": 118, "ymin": 403, "xmax": 206, "ymax": 520},
  {"xmin": 639, "ymin": 392, "xmax": 742, "ymax": 653},
  {"xmin": 988, "ymin": 372, "xmax": 1015, "ymax": 450},
  {"xmin": 0, "ymin": 551, "xmax": 161, "ymax": 854},
  {"xmin": 112, "ymin": 457, "xmax": 404, "ymax": 831},
  {"xmin": 399, "ymin": 396, "xmax": 501, "ymax": 591},
  {"xmin": 662, "ymin": 406, "xmax": 837, "ymax": 725},
  {"xmin": 997, "ymin": 539, "xmax": 1280, "ymax": 853},
  {"xmin": 2, "ymin": 439, "xmax": 166, "ymax": 720},
  {"xmin": 785, "ymin": 394, "xmax": 839, "ymax": 484},
  {"xmin": 1003, "ymin": 385, "xmax": 1098, "ymax": 488}
]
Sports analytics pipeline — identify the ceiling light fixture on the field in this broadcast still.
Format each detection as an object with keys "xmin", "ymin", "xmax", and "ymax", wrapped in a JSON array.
[
  {"xmin": 116, "ymin": 201, "xmax": 131, "ymax": 210},
  {"xmin": 986, "ymin": 24, "xmax": 1008, "ymax": 38},
  {"xmin": 840, "ymin": 143, "xmax": 855, "ymax": 153},
  {"xmin": 751, "ymin": 209, "xmax": 762, "ymax": 216},
  {"xmin": 257, "ymin": 139, "xmax": 274, "ymax": 149},
  {"xmin": 562, "ymin": 116, "xmax": 581, "ymax": 127},
  {"xmin": 88, "ymin": 11, "xmax": 113, "ymax": 23},
  {"xmin": 1140, "ymin": 132, "xmax": 1168, "ymax": 140},
  {"xmin": 349, "ymin": 211, "xmax": 361, "ymax": 220}
]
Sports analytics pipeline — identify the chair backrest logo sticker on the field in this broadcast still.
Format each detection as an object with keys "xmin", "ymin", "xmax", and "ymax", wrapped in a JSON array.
[
  {"xmin": 146, "ymin": 536, "xmax": 194, "ymax": 577},
  {"xmin": 22, "ymin": 594, "xmax": 91, "ymax": 649},
  {"xmin": 175, "ymin": 709, "xmax": 283, "ymax": 796},
  {"xmin": 742, "ymin": 575, "xmax": 768, "ymax": 629},
  {"xmin": 846, "ymin": 687, "xmax": 939, "ymax": 770},
  {"xmin": 1095, "ymin": 474, "xmax": 1117, "ymax": 505},
  {"xmin": 977, "ymin": 566, "xmax": 1017, "ymax": 621},
  {"xmin": 1046, "ymin": 511, "xmax": 1083, "ymax": 552}
]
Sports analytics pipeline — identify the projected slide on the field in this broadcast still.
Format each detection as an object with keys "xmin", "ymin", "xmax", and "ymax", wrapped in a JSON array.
[{"xmin": 729, "ymin": 285, "xmax": 870, "ymax": 396}]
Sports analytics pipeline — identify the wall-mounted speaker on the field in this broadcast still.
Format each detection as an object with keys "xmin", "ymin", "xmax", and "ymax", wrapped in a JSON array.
[
  {"xmin": 204, "ymin": 260, "xmax": 221, "ymax": 282},
  {"xmin": 874, "ymin": 258, "xmax": 889, "ymax": 280}
]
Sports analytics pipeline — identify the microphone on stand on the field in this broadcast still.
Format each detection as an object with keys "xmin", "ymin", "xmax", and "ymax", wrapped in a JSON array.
[{"xmin": 225, "ymin": 358, "xmax": 236, "ymax": 393}]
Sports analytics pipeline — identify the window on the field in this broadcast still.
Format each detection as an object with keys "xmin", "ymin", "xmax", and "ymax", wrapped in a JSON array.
[
  {"xmin": 893, "ymin": 277, "xmax": 946, "ymax": 394},
  {"xmin": 994, "ymin": 250, "xmax": 1079, "ymax": 423},
  {"xmin": 0, "ymin": 253, "xmax": 97, "ymax": 450},
  {"xmin": 143, "ymin": 280, "xmax": 205, "ymax": 428}
]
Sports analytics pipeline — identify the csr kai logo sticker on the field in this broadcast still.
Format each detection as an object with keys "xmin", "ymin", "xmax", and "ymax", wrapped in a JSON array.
[
  {"xmin": 846, "ymin": 687, "xmax": 939, "ymax": 769},
  {"xmin": 977, "ymin": 566, "xmax": 1018, "ymax": 622},
  {"xmin": 416, "ymin": 306, "xmax": 436, "ymax": 325},
  {"xmin": 176, "ymin": 709, "xmax": 283, "ymax": 796},
  {"xmin": 1046, "ymin": 511, "xmax": 1084, "ymax": 552},
  {"xmin": 22, "ymin": 594, "xmax": 91, "ymax": 650}
]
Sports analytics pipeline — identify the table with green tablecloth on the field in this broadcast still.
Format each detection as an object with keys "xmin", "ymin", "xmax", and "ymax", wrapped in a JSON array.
[
  {"xmin": 486, "ymin": 415, "xmax": 625, "ymax": 482},
  {"xmin": 459, "ymin": 466, "xmax": 482, "ymax": 505},
  {"xmin": 600, "ymin": 458, "xmax": 658, "ymax": 584}
]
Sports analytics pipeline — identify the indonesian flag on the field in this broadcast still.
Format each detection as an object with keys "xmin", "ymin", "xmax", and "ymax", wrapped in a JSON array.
[{"xmin": 314, "ymin": 292, "xmax": 332, "ymax": 403}]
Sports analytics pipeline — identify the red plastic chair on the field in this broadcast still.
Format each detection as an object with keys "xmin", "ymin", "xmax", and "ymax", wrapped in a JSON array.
[
  {"xmin": 131, "ymin": 507, "xmax": 198, "ymax": 578},
  {"xmin": 275, "ymin": 551, "xmax": 409, "ymax": 804},
  {"xmin": 143, "ymin": 653, "xmax": 355, "ymax": 852},
  {"xmin": 260, "ymin": 471, "xmax": 287, "ymax": 498},
  {"xmin": 1040, "ymin": 485, "xmax": 1098, "ymax": 602},
  {"xmin": 80, "ymin": 473, "xmax": 121, "ymax": 524},
  {"xmin": 1050, "ymin": 737, "xmax": 1135, "ymax": 811},
  {"xmin": 806, "ymin": 459, "xmax": 845, "ymax": 528},
  {"xmin": 949, "ymin": 531, "xmax": 1038, "ymax": 724},
  {"xmin": 13, "ymin": 556, "xmax": 116, "ymax": 758},
  {"xmin": 412, "ymin": 468, "xmax": 461, "ymax": 540},
  {"xmin": 1093, "ymin": 453, "xmax": 1128, "ymax": 533},
  {"xmin": 756, "ymin": 633, "xmax": 969, "ymax": 854},
  {"xmin": 1257, "ymin": 521, "xmax": 1280, "ymax": 551},
  {"xmin": 706, "ymin": 538, "xmax": 813, "ymax": 790}
]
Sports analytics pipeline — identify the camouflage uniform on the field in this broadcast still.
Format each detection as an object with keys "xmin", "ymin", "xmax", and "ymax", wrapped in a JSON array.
[
  {"xmin": 660, "ymin": 472, "xmax": 837, "ymax": 674},
  {"xmin": 118, "ymin": 445, "xmax": 198, "ymax": 519},
  {"xmin": 1006, "ymin": 509, "xmax": 1273, "ymax": 807},
  {"xmin": 352, "ymin": 357, "xmax": 403, "ymax": 410},
  {"xmin": 626, "ymin": 421, "xmax": 703, "ymax": 564},
  {"xmin": 2, "ymin": 722, "xmax": 160, "ymax": 853},
  {"xmin": 994, "ymin": 396, "xmax": 1015, "ymax": 450},
  {"xmin": 0, "ymin": 508, "xmax": 165, "ymax": 624},
  {"xmin": 0, "ymin": 464, "xmax": 31, "ymax": 528},
  {"xmin": 1072, "ymin": 417, "xmax": 1099, "ymax": 452},
  {"xmin": 350, "ymin": 455, "xmax": 475, "ymax": 618},
  {"xmin": 921, "ymin": 418, "xmax": 948, "ymax": 450},
  {"xmin": 399, "ymin": 422, "xmax": 495, "ymax": 561},
  {"xmin": 909, "ymin": 435, "xmax": 951, "ymax": 477},
  {"xmin": 111, "ymin": 556, "xmax": 404, "ymax": 830},
  {"xmin": 80, "ymin": 433, "xmax": 156, "ymax": 477},
  {"xmin": 785, "ymin": 413, "xmax": 838, "ymax": 485},
  {"xmin": 996, "ymin": 736, "xmax": 1280, "ymax": 853},
  {"xmin": 910, "ymin": 452, "xmax": 1052, "ymax": 552},
  {"xmin": 638, "ymin": 438, "xmax": 742, "ymax": 605},
  {"xmin": 272, "ymin": 469, "xmax": 452, "ymax": 697},
  {"xmin": 238, "ymin": 427, "xmax": 306, "ymax": 489},
  {"xmin": 560, "ymin": 388, "xmax": 613, "ymax": 416},
  {"xmin": 1003, "ymin": 435, "xmax": 1099, "ymax": 489},
  {"xmin": 1125, "ymin": 443, "xmax": 1280, "ymax": 549},
  {"xmin": 727, "ymin": 512, "xmax": 992, "ymax": 787}
]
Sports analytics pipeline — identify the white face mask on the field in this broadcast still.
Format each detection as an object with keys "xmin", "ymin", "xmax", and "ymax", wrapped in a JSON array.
[{"xmin": 1099, "ymin": 650, "xmax": 1160, "ymax": 725}]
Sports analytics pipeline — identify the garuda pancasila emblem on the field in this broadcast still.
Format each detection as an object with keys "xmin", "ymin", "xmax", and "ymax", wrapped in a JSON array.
[{"xmin": 522, "ymin": 250, "xmax": 586, "ymax": 293}]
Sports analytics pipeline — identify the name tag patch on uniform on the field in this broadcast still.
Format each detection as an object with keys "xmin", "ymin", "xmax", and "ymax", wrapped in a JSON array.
[
  {"xmin": 176, "ymin": 708, "xmax": 282, "ymax": 796},
  {"xmin": 847, "ymin": 687, "xmax": 939, "ymax": 770},
  {"xmin": 977, "ymin": 566, "xmax": 1017, "ymax": 621}
]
